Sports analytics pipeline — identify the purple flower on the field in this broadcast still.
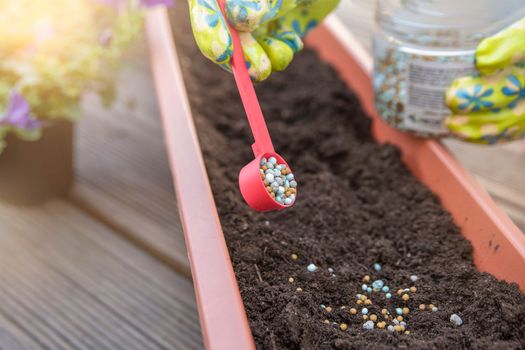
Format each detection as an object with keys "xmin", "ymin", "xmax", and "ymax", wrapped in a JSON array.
[
  {"xmin": 99, "ymin": 29, "xmax": 114, "ymax": 46},
  {"xmin": 0, "ymin": 92, "xmax": 41, "ymax": 130},
  {"xmin": 96, "ymin": 0, "xmax": 173, "ymax": 8}
]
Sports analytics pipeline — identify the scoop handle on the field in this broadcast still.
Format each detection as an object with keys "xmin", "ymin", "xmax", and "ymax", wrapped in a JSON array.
[{"xmin": 217, "ymin": 0, "xmax": 275, "ymax": 157}]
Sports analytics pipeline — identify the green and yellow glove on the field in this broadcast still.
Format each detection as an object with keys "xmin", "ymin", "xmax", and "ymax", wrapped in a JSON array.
[
  {"xmin": 445, "ymin": 18, "xmax": 525, "ymax": 144},
  {"xmin": 188, "ymin": 0, "xmax": 340, "ymax": 82}
]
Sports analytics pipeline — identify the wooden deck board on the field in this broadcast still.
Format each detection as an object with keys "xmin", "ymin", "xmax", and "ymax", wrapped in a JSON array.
[
  {"xmin": 0, "ymin": 200, "xmax": 203, "ymax": 350},
  {"xmin": 71, "ymin": 45, "xmax": 191, "ymax": 276},
  {"xmin": 335, "ymin": 0, "xmax": 374, "ymax": 52},
  {"xmin": 0, "ymin": 312, "xmax": 41, "ymax": 350}
]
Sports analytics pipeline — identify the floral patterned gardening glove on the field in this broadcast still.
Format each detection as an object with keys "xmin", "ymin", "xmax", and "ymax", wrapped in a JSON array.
[
  {"xmin": 445, "ymin": 18, "xmax": 525, "ymax": 144},
  {"xmin": 189, "ymin": 0, "xmax": 340, "ymax": 82}
]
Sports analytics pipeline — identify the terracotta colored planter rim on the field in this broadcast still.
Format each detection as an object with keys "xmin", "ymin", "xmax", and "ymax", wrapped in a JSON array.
[{"xmin": 146, "ymin": 9, "xmax": 525, "ymax": 350}]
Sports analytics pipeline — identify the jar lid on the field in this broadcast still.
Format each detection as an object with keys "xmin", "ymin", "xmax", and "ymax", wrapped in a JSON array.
[{"xmin": 381, "ymin": 0, "xmax": 525, "ymax": 30}]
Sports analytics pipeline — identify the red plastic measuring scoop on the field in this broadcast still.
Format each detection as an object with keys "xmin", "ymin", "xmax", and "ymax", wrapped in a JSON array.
[{"xmin": 217, "ymin": 0, "xmax": 296, "ymax": 212}]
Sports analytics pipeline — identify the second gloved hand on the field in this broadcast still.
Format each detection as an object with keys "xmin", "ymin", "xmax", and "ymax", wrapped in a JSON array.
[
  {"xmin": 188, "ymin": 0, "xmax": 340, "ymax": 82},
  {"xmin": 445, "ymin": 17, "xmax": 525, "ymax": 144}
]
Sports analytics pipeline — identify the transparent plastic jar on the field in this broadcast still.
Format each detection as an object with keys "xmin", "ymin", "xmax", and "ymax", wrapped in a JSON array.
[{"xmin": 373, "ymin": 0, "xmax": 525, "ymax": 137}]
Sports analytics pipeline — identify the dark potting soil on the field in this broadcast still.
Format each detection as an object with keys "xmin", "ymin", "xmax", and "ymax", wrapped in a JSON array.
[{"xmin": 171, "ymin": 3, "xmax": 525, "ymax": 349}]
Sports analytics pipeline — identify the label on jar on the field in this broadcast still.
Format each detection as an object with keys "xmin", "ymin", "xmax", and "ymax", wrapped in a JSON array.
[
  {"xmin": 373, "ymin": 33, "xmax": 476, "ymax": 136},
  {"xmin": 403, "ymin": 59, "xmax": 475, "ymax": 134}
]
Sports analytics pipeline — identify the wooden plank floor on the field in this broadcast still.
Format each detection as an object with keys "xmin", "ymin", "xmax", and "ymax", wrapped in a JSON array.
[
  {"xmin": 336, "ymin": 0, "xmax": 525, "ymax": 231},
  {"xmin": 0, "ymin": 201, "xmax": 202, "ymax": 350},
  {"xmin": 72, "ymin": 44, "xmax": 191, "ymax": 276}
]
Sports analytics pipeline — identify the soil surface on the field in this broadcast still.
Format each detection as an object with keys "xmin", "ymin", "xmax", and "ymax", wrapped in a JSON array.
[{"xmin": 171, "ymin": 4, "xmax": 525, "ymax": 349}]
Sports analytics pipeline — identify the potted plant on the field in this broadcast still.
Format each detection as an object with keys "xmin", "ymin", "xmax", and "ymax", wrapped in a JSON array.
[{"xmin": 0, "ymin": 0, "xmax": 170, "ymax": 205}]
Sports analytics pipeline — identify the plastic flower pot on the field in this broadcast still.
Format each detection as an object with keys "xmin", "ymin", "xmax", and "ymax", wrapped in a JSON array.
[
  {"xmin": 0, "ymin": 121, "xmax": 73, "ymax": 205},
  {"xmin": 146, "ymin": 9, "xmax": 525, "ymax": 350}
]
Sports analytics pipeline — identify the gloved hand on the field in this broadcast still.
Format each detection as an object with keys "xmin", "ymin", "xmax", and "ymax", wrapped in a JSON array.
[
  {"xmin": 445, "ymin": 18, "xmax": 525, "ymax": 144},
  {"xmin": 188, "ymin": 0, "xmax": 340, "ymax": 82}
]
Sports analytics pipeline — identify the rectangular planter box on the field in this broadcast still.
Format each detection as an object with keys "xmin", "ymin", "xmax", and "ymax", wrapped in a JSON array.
[{"xmin": 146, "ymin": 8, "xmax": 525, "ymax": 350}]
